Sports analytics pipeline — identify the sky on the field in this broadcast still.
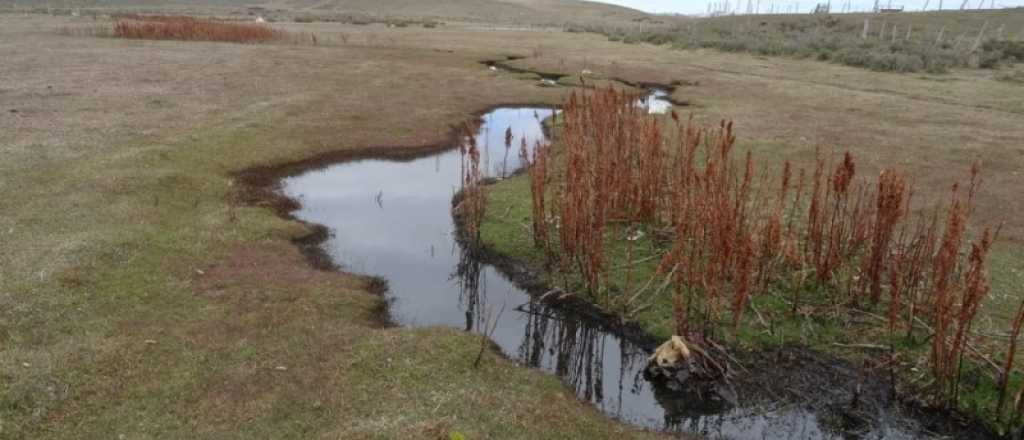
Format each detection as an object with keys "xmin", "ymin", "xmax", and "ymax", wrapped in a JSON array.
[{"xmin": 590, "ymin": 0, "xmax": 1024, "ymax": 15}]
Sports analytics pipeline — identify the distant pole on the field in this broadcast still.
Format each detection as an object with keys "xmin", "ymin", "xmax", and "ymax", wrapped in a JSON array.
[
  {"xmin": 960, "ymin": 0, "xmax": 969, "ymax": 10},
  {"xmin": 923, "ymin": 0, "xmax": 931, "ymax": 10},
  {"xmin": 939, "ymin": 0, "xmax": 943, "ymax": 10},
  {"xmin": 970, "ymin": 21, "xmax": 988, "ymax": 53}
]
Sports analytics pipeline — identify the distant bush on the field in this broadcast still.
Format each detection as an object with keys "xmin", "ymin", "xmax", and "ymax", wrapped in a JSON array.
[
  {"xmin": 997, "ymin": 70, "xmax": 1024, "ymax": 84},
  {"xmin": 979, "ymin": 40, "xmax": 1024, "ymax": 68},
  {"xmin": 588, "ymin": 15, "xmax": 1023, "ymax": 74},
  {"xmin": 983, "ymin": 40, "xmax": 1024, "ymax": 60}
]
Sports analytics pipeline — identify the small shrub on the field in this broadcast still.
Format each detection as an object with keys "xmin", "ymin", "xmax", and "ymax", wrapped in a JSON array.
[
  {"xmin": 997, "ymin": 70, "xmax": 1024, "ymax": 84},
  {"xmin": 983, "ymin": 40, "xmax": 1024, "ymax": 62}
]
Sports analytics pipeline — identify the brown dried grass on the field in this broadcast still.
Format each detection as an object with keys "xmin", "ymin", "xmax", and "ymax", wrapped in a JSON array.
[{"xmin": 112, "ymin": 16, "xmax": 285, "ymax": 44}]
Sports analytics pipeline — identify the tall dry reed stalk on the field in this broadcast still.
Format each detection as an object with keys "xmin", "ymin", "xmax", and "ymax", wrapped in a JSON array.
[{"xmin": 458, "ymin": 124, "xmax": 486, "ymax": 244}]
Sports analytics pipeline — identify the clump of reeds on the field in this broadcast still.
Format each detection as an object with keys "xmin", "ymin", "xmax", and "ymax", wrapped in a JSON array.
[
  {"xmin": 999, "ymin": 299, "xmax": 1024, "ymax": 422},
  {"xmin": 864, "ymin": 169, "xmax": 906, "ymax": 306},
  {"xmin": 522, "ymin": 139, "xmax": 552, "ymax": 254},
  {"xmin": 112, "ymin": 16, "xmax": 284, "ymax": 43},
  {"xmin": 523, "ymin": 86, "xmax": 1004, "ymax": 409},
  {"xmin": 457, "ymin": 124, "xmax": 487, "ymax": 244}
]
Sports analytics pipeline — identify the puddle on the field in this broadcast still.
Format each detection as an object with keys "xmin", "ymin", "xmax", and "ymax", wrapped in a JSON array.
[
  {"xmin": 281, "ymin": 95, "xmax": 971, "ymax": 439},
  {"xmin": 642, "ymin": 88, "xmax": 673, "ymax": 114}
]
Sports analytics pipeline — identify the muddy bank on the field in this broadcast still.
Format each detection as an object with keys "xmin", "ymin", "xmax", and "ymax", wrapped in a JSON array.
[{"xmin": 482, "ymin": 56, "xmax": 693, "ymax": 107}]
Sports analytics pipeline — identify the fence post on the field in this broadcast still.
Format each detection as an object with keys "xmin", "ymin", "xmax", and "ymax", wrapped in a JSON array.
[
  {"xmin": 892, "ymin": 24, "xmax": 898, "ymax": 43},
  {"xmin": 879, "ymin": 21, "xmax": 887, "ymax": 39},
  {"xmin": 970, "ymin": 21, "xmax": 988, "ymax": 53},
  {"xmin": 935, "ymin": 25, "xmax": 946, "ymax": 45},
  {"xmin": 906, "ymin": 24, "xmax": 913, "ymax": 41},
  {"xmin": 862, "ymin": 18, "xmax": 870, "ymax": 39}
]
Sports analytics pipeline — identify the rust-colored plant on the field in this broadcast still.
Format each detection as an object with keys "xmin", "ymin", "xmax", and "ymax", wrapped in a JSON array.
[
  {"xmin": 865, "ymin": 168, "xmax": 907, "ymax": 305},
  {"xmin": 999, "ymin": 298, "xmax": 1024, "ymax": 418},
  {"xmin": 112, "ymin": 16, "xmax": 284, "ymax": 43},
  {"xmin": 458, "ymin": 124, "xmax": 487, "ymax": 244},
  {"xmin": 534, "ymin": 88, "xmax": 999, "ymax": 403}
]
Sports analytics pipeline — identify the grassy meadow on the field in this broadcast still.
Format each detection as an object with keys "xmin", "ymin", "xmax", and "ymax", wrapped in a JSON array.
[
  {"xmin": 1, "ymin": 3, "xmax": 1023, "ymax": 439},
  {"xmin": 0, "ymin": 12, "xmax": 675, "ymax": 440}
]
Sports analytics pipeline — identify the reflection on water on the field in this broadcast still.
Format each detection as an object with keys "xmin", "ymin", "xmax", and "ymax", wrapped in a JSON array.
[
  {"xmin": 642, "ymin": 89, "xmax": 673, "ymax": 114},
  {"xmin": 282, "ymin": 96, "xmax": 935, "ymax": 438}
]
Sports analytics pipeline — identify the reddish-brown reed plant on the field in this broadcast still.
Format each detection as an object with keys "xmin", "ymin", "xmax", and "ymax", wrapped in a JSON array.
[
  {"xmin": 113, "ymin": 16, "xmax": 284, "ymax": 43},
  {"xmin": 546, "ymin": 88, "xmax": 1000, "ymax": 392},
  {"xmin": 557, "ymin": 87, "xmax": 665, "ymax": 300},
  {"xmin": 458, "ymin": 124, "xmax": 487, "ymax": 243},
  {"xmin": 948, "ymin": 227, "xmax": 996, "ymax": 403},
  {"xmin": 930, "ymin": 185, "xmax": 967, "ymax": 401},
  {"xmin": 865, "ymin": 169, "xmax": 907, "ymax": 305},
  {"xmin": 527, "ymin": 140, "xmax": 551, "ymax": 253},
  {"xmin": 999, "ymin": 298, "xmax": 1024, "ymax": 418},
  {"xmin": 896, "ymin": 203, "xmax": 939, "ymax": 340}
]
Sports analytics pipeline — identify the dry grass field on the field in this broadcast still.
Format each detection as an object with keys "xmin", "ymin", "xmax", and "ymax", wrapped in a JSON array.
[
  {"xmin": 0, "ymin": 0, "xmax": 651, "ymax": 27},
  {"xmin": 2, "ymin": 5, "xmax": 1023, "ymax": 438}
]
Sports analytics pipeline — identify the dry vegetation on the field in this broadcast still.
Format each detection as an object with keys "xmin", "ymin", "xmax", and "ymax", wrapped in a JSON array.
[
  {"xmin": 0, "ymin": 0, "xmax": 651, "ymax": 29},
  {"xmin": 495, "ymin": 86, "xmax": 1023, "ymax": 429},
  {"xmin": 58, "ymin": 14, "xmax": 314, "ymax": 44},
  {"xmin": 588, "ymin": 9, "xmax": 1024, "ymax": 73},
  {"xmin": 112, "ymin": 15, "xmax": 284, "ymax": 43}
]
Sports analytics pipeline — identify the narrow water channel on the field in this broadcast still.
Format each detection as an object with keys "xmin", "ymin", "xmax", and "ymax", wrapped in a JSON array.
[{"xmin": 281, "ymin": 93, "xmax": 939, "ymax": 439}]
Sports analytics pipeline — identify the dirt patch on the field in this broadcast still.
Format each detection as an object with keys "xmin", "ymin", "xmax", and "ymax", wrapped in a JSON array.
[{"xmin": 197, "ymin": 242, "xmax": 369, "ymax": 297}]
